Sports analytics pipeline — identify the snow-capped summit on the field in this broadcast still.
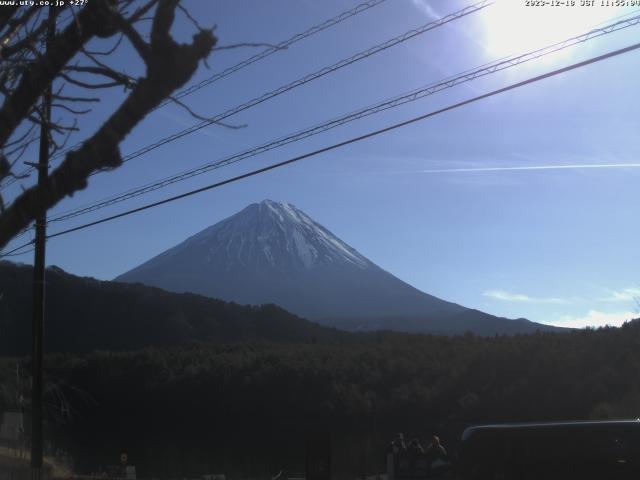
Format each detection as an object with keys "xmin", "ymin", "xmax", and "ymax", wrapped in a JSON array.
[
  {"xmin": 258, "ymin": 200, "xmax": 369, "ymax": 269},
  {"xmin": 181, "ymin": 199, "xmax": 371, "ymax": 272},
  {"xmin": 133, "ymin": 200, "xmax": 370, "ymax": 274},
  {"xmin": 117, "ymin": 199, "xmax": 464, "ymax": 320},
  {"xmin": 115, "ymin": 200, "xmax": 556, "ymax": 334}
]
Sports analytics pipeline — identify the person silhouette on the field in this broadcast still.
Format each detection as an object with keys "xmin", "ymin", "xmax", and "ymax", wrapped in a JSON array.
[{"xmin": 425, "ymin": 435, "xmax": 447, "ymax": 476}]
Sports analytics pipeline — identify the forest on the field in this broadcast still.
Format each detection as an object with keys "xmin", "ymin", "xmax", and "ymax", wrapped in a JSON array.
[
  {"xmin": 1, "ymin": 319, "xmax": 640, "ymax": 476},
  {"xmin": 0, "ymin": 261, "xmax": 345, "ymax": 355},
  {"xmin": 2, "ymin": 262, "xmax": 640, "ymax": 476}
]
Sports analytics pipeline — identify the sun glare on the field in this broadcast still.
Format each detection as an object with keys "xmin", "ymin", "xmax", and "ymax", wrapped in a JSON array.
[{"xmin": 482, "ymin": 0, "xmax": 636, "ymax": 59}]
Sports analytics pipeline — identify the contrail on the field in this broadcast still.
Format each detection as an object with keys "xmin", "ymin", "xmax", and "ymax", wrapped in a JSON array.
[{"xmin": 416, "ymin": 163, "xmax": 640, "ymax": 173}]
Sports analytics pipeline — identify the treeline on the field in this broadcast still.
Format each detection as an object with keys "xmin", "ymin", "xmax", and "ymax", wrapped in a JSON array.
[
  {"xmin": 3, "ymin": 261, "xmax": 640, "ymax": 475},
  {"xmin": 2, "ymin": 321, "xmax": 640, "ymax": 475},
  {"xmin": 0, "ymin": 261, "xmax": 345, "ymax": 355},
  {"xmin": 45, "ymin": 322, "xmax": 639, "ymax": 430}
]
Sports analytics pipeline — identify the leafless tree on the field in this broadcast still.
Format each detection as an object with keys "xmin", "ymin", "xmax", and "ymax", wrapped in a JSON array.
[{"xmin": 0, "ymin": 0, "xmax": 217, "ymax": 250}]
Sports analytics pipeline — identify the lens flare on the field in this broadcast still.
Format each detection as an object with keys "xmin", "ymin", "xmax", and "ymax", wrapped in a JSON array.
[{"xmin": 482, "ymin": 0, "xmax": 636, "ymax": 59}]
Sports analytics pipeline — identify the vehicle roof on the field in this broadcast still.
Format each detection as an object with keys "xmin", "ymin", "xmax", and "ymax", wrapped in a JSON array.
[{"xmin": 462, "ymin": 419, "xmax": 640, "ymax": 441}]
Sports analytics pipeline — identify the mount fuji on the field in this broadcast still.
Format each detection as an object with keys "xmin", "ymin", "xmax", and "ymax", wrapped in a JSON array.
[{"xmin": 115, "ymin": 200, "xmax": 561, "ymax": 335}]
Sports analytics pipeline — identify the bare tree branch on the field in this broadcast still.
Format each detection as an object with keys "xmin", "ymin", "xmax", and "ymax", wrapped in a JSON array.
[
  {"xmin": 166, "ymin": 94, "xmax": 246, "ymax": 129},
  {"xmin": 82, "ymin": 33, "xmax": 124, "ymax": 56},
  {"xmin": 128, "ymin": 0, "xmax": 160, "ymax": 24},
  {"xmin": 51, "ymin": 118, "xmax": 79, "ymax": 156},
  {"xmin": 0, "ymin": 155, "xmax": 9, "ymax": 182},
  {"xmin": 3, "ymin": 122, "xmax": 37, "ymax": 150},
  {"xmin": 59, "ymin": 71, "xmax": 127, "ymax": 90},
  {"xmin": 177, "ymin": 3, "xmax": 205, "ymax": 31},
  {"xmin": 1, "ymin": 17, "xmax": 48, "ymax": 60},
  {"xmin": 117, "ymin": 16, "xmax": 151, "ymax": 63},
  {"xmin": 0, "ymin": 7, "xmax": 38, "ymax": 53},
  {"xmin": 52, "ymin": 94, "xmax": 100, "ymax": 103},
  {"xmin": 63, "ymin": 65, "xmax": 135, "ymax": 88},
  {"xmin": 51, "ymin": 103, "xmax": 92, "ymax": 116},
  {"xmin": 0, "ymin": 6, "xmax": 19, "ymax": 35},
  {"xmin": 0, "ymin": 0, "xmax": 216, "ymax": 249},
  {"xmin": 0, "ymin": 0, "xmax": 119, "ymax": 147}
]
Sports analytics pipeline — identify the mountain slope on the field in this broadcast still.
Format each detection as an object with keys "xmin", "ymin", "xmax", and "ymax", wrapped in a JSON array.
[
  {"xmin": 117, "ymin": 200, "xmax": 467, "ymax": 320},
  {"xmin": 116, "ymin": 200, "xmax": 563, "ymax": 335},
  {"xmin": 325, "ymin": 310, "xmax": 556, "ymax": 336},
  {"xmin": 0, "ymin": 261, "xmax": 344, "ymax": 355}
]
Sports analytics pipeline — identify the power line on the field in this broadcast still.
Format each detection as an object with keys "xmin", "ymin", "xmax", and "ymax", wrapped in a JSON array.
[
  {"xmin": 2, "ymin": 0, "xmax": 391, "ymax": 187},
  {"xmin": 47, "ymin": 13, "xmax": 640, "ymax": 224},
  {"xmin": 111, "ymin": 1, "xmax": 493, "ymax": 165},
  {"xmin": 40, "ymin": 0, "xmax": 492, "ymax": 178},
  {"xmin": 2, "ymin": 0, "xmax": 491, "ymax": 202},
  {"xmin": 3, "ymin": 39, "xmax": 639, "ymax": 256},
  {"xmin": 0, "ymin": 241, "xmax": 34, "ymax": 257},
  {"xmin": 35, "ymin": 41, "xmax": 640, "ymax": 243},
  {"xmin": 157, "ymin": 0, "xmax": 390, "ymax": 108}
]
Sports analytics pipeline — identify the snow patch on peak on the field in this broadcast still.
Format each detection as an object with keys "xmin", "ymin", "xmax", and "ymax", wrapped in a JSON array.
[
  {"xmin": 291, "ymin": 229, "xmax": 318, "ymax": 269},
  {"xmin": 172, "ymin": 200, "xmax": 372, "ymax": 272},
  {"xmin": 260, "ymin": 200, "xmax": 307, "ymax": 225},
  {"xmin": 254, "ymin": 200, "xmax": 370, "ymax": 270},
  {"xmin": 262, "ymin": 199, "xmax": 285, "ymax": 223}
]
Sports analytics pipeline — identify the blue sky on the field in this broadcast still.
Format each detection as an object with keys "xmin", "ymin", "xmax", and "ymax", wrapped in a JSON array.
[{"xmin": 3, "ymin": 0, "xmax": 640, "ymax": 328}]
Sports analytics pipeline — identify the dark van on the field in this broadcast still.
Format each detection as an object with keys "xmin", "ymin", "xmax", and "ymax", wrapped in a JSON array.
[{"xmin": 458, "ymin": 420, "xmax": 640, "ymax": 479}]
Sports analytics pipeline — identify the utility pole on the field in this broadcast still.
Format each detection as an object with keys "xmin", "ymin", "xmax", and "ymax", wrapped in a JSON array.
[{"xmin": 31, "ymin": 6, "xmax": 55, "ymax": 480}]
